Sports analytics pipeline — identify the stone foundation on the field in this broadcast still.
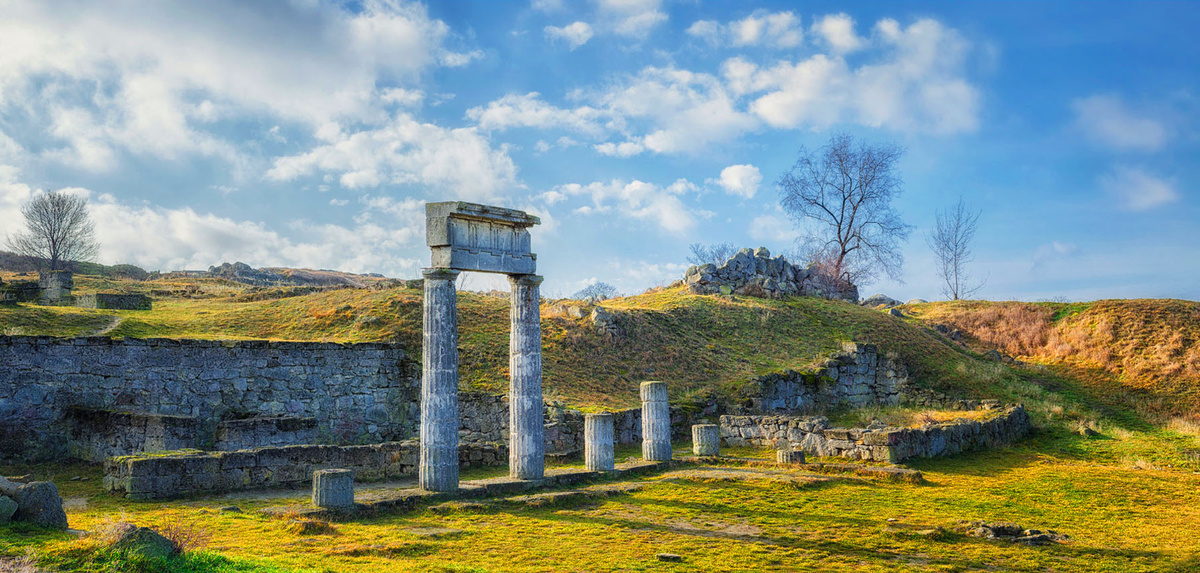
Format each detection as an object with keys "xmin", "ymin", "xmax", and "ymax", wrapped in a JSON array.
[
  {"xmin": 67, "ymin": 408, "xmax": 199, "ymax": 462},
  {"xmin": 720, "ymin": 404, "xmax": 1030, "ymax": 462},
  {"xmin": 214, "ymin": 415, "xmax": 318, "ymax": 451},
  {"xmin": 103, "ymin": 440, "xmax": 509, "ymax": 500},
  {"xmin": 76, "ymin": 293, "xmax": 152, "ymax": 310}
]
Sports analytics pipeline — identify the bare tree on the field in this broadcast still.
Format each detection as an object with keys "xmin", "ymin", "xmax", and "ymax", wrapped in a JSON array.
[
  {"xmin": 778, "ymin": 133, "xmax": 912, "ymax": 287},
  {"xmin": 572, "ymin": 282, "xmax": 619, "ymax": 302},
  {"xmin": 6, "ymin": 190, "xmax": 99, "ymax": 271},
  {"xmin": 927, "ymin": 197, "xmax": 985, "ymax": 300},
  {"xmin": 687, "ymin": 242, "xmax": 738, "ymax": 266}
]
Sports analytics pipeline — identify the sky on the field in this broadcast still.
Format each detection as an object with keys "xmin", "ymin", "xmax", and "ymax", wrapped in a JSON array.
[{"xmin": 0, "ymin": 0, "xmax": 1197, "ymax": 302}]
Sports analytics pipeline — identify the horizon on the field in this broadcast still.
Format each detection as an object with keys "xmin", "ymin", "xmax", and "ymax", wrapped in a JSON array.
[{"xmin": 0, "ymin": 1, "xmax": 1197, "ymax": 303}]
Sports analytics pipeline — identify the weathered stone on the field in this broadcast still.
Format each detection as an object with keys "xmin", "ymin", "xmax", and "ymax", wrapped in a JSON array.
[
  {"xmin": 426, "ymin": 201, "xmax": 540, "ymax": 275},
  {"xmin": 420, "ymin": 268, "xmax": 461, "ymax": 492},
  {"xmin": 12, "ymin": 481, "xmax": 68, "ymax": 530},
  {"xmin": 860, "ymin": 294, "xmax": 901, "ymax": 308},
  {"xmin": 640, "ymin": 381, "xmax": 671, "ymax": 461},
  {"xmin": 508, "ymin": 275, "xmax": 545, "ymax": 480},
  {"xmin": 691, "ymin": 424, "xmax": 719, "ymax": 456},
  {"xmin": 312, "ymin": 469, "xmax": 355, "ymax": 509},
  {"xmin": 109, "ymin": 524, "xmax": 178, "ymax": 559},
  {"xmin": 777, "ymin": 449, "xmax": 805, "ymax": 464},
  {"xmin": 584, "ymin": 413, "xmax": 615, "ymax": 471},
  {"xmin": 0, "ymin": 495, "xmax": 16, "ymax": 524}
]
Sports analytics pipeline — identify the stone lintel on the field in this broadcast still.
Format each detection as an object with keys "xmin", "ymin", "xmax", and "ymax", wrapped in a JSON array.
[{"xmin": 426, "ymin": 201, "xmax": 540, "ymax": 275}]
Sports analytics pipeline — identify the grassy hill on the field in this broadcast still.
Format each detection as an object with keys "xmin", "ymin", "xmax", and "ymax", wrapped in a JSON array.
[{"xmin": 907, "ymin": 299, "xmax": 1200, "ymax": 425}]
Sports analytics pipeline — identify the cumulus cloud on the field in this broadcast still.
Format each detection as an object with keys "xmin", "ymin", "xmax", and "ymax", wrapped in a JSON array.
[
  {"xmin": 811, "ymin": 13, "xmax": 864, "ymax": 53},
  {"xmin": 1072, "ymin": 94, "xmax": 1168, "ymax": 152},
  {"xmin": 595, "ymin": 0, "xmax": 668, "ymax": 39},
  {"xmin": 591, "ymin": 67, "xmax": 757, "ymax": 154},
  {"xmin": 1100, "ymin": 165, "xmax": 1180, "ymax": 211},
  {"xmin": 544, "ymin": 21, "xmax": 594, "ymax": 49},
  {"xmin": 265, "ymin": 113, "xmax": 518, "ymax": 201},
  {"xmin": 713, "ymin": 164, "xmax": 762, "ymax": 198},
  {"xmin": 685, "ymin": 11, "xmax": 803, "ymax": 49},
  {"xmin": 744, "ymin": 18, "xmax": 979, "ymax": 134},
  {"xmin": 0, "ymin": 0, "xmax": 475, "ymax": 172},
  {"xmin": 544, "ymin": 178, "xmax": 700, "ymax": 233},
  {"xmin": 466, "ymin": 92, "xmax": 603, "ymax": 135},
  {"xmin": 0, "ymin": 165, "xmax": 426, "ymax": 274}
]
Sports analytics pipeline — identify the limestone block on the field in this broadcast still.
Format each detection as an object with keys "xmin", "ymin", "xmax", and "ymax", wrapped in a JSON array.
[
  {"xmin": 691, "ymin": 424, "xmax": 719, "ymax": 456},
  {"xmin": 584, "ymin": 413, "xmax": 615, "ymax": 471},
  {"xmin": 312, "ymin": 469, "xmax": 354, "ymax": 509},
  {"xmin": 777, "ymin": 450, "xmax": 805, "ymax": 464}
]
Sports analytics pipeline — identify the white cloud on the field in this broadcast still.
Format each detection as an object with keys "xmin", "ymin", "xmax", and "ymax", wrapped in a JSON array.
[
  {"xmin": 466, "ymin": 92, "xmax": 603, "ymax": 135},
  {"xmin": 266, "ymin": 113, "xmax": 518, "ymax": 201},
  {"xmin": 0, "ymin": 165, "xmax": 427, "ymax": 275},
  {"xmin": 745, "ymin": 18, "xmax": 979, "ymax": 134},
  {"xmin": 591, "ymin": 67, "xmax": 757, "ymax": 154},
  {"xmin": 811, "ymin": 13, "xmax": 864, "ymax": 53},
  {"xmin": 714, "ymin": 164, "xmax": 762, "ymax": 198},
  {"xmin": 730, "ymin": 11, "xmax": 803, "ymax": 48},
  {"xmin": 1072, "ymin": 94, "xmax": 1168, "ymax": 151},
  {"xmin": 685, "ymin": 20, "xmax": 721, "ymax": 45},
  {"xmin": 0, "ymin": 0, "xmax": 473, "ymax": 171},
  {"xmin": 685, "ymin": 11, "xmax": 803, "ymax": 49},
  {"xmin": 548, "ymin": 178, "xmax": 699, "ymax": 233},
  {"xmin": 1100, "ymin": 165, "xmax": 1180, "ymax": 211},
  {"xmin": 1032, "ymin": 241, "xmax": 1079, "ymax": 270},
  {"xmin": 594, "ymin": 140, "xmax": 645, "ymax": 157},
  {"xmin": 545, "ymin": 21, "xmax": 594, "ymax": 50},
  {"xmin": 595, "ymin": 0, "xmax": 667, "ymax": 39}
]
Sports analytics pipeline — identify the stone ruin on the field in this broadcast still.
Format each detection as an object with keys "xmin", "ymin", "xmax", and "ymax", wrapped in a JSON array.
[
  {"xmin": 38, "ymin": 270, "xmax": 73, "ymax": 305},
  {"xmin": 420, "ymin": 201, "xmax": 546, "ymax": 491},
  {"xmin": 682, "ymin": 247, "xmax": 858, "ymax": 302}
]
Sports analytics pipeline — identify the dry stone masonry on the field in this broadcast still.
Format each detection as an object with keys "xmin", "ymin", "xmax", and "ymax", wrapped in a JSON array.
[
  {"xmin": 720, "ymin": 404, "xmax": 1030, "ymax": 463},
  {"xmin": 76, "ymin": 293, "xmax": 152, "ymax": 310},
  {"xmin": 742, "ymin": 343, "xmax": 911, "ymax": 412},
  {"xmin": 0, "ymin": 336, "xmax": 417, "ymax": 462},
  {"xmin": 683, "ymin": 247, "xmax": 858, "ymax": 302},
  {"xmin": 104, "ymin": 440, "xmax": 509, "ymax": 500}
]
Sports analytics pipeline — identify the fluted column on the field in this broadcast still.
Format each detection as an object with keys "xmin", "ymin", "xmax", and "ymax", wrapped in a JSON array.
[
  {"xmin": 508, "ymin": 274, "xmax": 545, "ymax": 480},
  {"xmin": 585, "ymin": 413, "xmax": 615, "ymax": 471},
  {"xmin": 420, "ymin": 268, "xmax": 460, "ymax": 492},
  {"xmin": 641, "ymin": 381, "xmax": 671, "ymax": 461},
  {"xmin": 692, "ymin": 424, "xmax": 720, "ymax": 456}
]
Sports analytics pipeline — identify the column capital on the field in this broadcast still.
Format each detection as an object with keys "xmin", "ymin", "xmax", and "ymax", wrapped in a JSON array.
[
  {"xmin": 423, "ymin": 267, "xmax": 461, "ymax": 281},
  {"xmin": 507, "ymin": 274, "xmax": 544, "ymax": 287}
]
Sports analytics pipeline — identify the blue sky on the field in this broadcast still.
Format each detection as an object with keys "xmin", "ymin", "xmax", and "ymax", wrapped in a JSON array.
[{"xmin": 0, "ymin": 1, "xmax": 1196, "ymax": 301}]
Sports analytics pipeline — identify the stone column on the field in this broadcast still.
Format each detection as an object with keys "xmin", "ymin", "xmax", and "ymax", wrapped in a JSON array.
[
  {"xmin": 420, "ymin": 268, "xmax": 460, "ymax": 492},
  {"xmin": 777, "ymin": 449, "xmax": 805, "ymax": 464},
  {"xmin": 584, "ymin": 413, "xmax": 615, "ymax": 471},
  {"xmin": 508, "ymin": 274, "xmax": 545, "ymax": 480},
  {"xmin": 312, "ymin": 469, "xmax": 354, "ymax": 509},
  {"xmin": 691, "ymin": 424, "xmax": 720, "ymax": 456},
  {"xmin": 640, "ymin": 381, "xmax": 671, "ymax": 461}
]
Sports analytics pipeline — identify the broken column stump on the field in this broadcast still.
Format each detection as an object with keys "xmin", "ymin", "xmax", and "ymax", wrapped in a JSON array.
[
  {"xmin": 691, "ymin": 424, "xmax": 720, "ymax": 456},
  {"xmin": 584, "ymin": 412, "xmax": 615, "ymax": 471},
  {"xmin": 312, "ymin": 469, "xmax": 355, "ymax": 509}
]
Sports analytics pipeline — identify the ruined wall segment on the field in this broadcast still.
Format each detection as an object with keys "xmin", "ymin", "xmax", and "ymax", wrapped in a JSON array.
[{"xmin": 0, "ymin": 336, "xmax": 419, "ymax": 461}]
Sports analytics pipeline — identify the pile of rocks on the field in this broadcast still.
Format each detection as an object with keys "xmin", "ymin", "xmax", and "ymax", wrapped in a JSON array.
[
  {"xmin": 682, "ymin": 247, "xmax": 857, "ymax": 302},
  {"xmin": 0, "ymin": 476, "xmax": 68, "ymax": 530},
  {"xmin": 961, "ymin": 521, "xmax": 1069, "ymax": 545}
]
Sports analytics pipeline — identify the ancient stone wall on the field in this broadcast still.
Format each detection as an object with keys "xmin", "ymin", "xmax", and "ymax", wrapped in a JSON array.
[
  {"xmin": 0, "ymin": 336, "xmax": 419, "ymax": 461},
  {"xmin": 741, "ymin": 343, "xmax": 910, "ymax": 412},
  {"xmin": 103, "ymin": 440, "xmax": 508, "ymax": 500},
  {"xmin": 683, "ymin": 247, "xmax": 858, "ymax": 302},
  {"xmin": 720, "ymin": 404, "xmax": 1030, "ymax": 462},
  {"xmin": 214, "ymin": 415, "xmax": 319, "ymax": 452},
  {"xmin": 66, "ymin": 409, "xmax": 199, "ymax": 462}
]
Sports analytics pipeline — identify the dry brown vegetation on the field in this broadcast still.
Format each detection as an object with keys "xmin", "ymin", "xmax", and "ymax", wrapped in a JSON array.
[{"xmin": 911, "ymin": 299, "xmax": 1200, "ymax": 415}]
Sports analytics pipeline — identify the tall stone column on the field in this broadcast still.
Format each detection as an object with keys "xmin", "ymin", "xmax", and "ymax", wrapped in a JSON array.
[
  {"xmin": 641, "ymin": 381, "xmax": 671, "ymax": 461},
  {"xmin": 508, "ymin": 274, "xmax": 545, "ymax": 480},
  {"xmin": 584, "ymin": 413, "xmax": 615, "ymax": 471},
  {"xmin": 420, "ymin": 268, "xmax": 460, "ymax": 492}
]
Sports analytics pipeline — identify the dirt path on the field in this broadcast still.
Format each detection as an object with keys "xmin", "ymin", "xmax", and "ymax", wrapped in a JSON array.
[{"xmin": 85, "ymin": 315, "xmax": 124, "ymax": 336}]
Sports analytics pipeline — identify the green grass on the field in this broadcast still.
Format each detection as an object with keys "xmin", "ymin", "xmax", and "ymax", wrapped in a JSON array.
[{"xmin": 3, "ymin": 427, "xmax": 1199, "ymax": 572}]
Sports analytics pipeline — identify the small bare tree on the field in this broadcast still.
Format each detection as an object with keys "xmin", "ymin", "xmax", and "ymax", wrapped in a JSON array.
[
  {"xmin": 687, "ymin": 242, "xmax": 737, "ymax": 266},
  {"xmin": 572, "ymin": 282, "xmax": 619, "ymax": 302},
  {"xmin": 6, "ymin": 190, "xmax": 99, "ymax": 271},
  {"xmin": 927, "ymin": 197, "xmax": 984, "ymax": 300},
  {"xmin": 778, "ymin": 133, "xmax": 912, "ymax": 287}
]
